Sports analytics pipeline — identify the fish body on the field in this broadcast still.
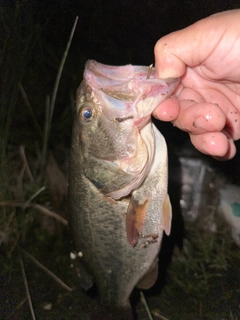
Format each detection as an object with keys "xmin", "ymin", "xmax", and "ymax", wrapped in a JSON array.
[{"xmin": 69, "ymin": 60, "xmax": 178, "ymax": 312}]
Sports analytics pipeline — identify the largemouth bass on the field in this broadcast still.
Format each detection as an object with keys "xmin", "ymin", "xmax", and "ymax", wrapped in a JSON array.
[{"xmin": 69, "ymin": 60, "xmax": 179, "ymax": 317}]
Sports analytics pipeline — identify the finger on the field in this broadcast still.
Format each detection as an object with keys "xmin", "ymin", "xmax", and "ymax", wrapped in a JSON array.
[
  {"xmin": 190, "ymin": 131, "xmax": 236, "ymax": 159},
  {"xmin": 173, "ymin": 100, "xmax": 226, "ymax": 134},
  {"xmin": 178, "ymin": 85, "xmax": 240, "ymax": 141},
  {"xmin": 154, "ymin": 11, "xmax": 237, "ymax": 79},
  {"xmin": 154, "ymin": 33, "xmax": 187, "ymax": 79},
  {"xmin": 152, "ymin": 97, "xmax": 180, "ymax": 121},
  {"xmin": 154, "ymin": 25, "xmax": 213, "ymax": 78}
]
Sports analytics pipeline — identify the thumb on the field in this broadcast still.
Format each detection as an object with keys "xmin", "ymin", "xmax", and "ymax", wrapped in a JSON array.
[
  {"xmin": 154, "ymin": 32, "xmax": 187, "ymax": 79},
  {"xmin": 154, "ymin": 10, "xmax": 234, "ymax": 79}
]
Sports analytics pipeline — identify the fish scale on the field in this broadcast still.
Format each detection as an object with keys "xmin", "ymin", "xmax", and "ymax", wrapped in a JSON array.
[{"xmin": 69, "ymin": 60, "xmax": 179, "ymax": 316}]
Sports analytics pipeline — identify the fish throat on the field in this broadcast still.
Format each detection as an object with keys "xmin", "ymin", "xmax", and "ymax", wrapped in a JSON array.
[{"xmin": 106, "ymin": 122, "xmax": 155, "ymax": 200}]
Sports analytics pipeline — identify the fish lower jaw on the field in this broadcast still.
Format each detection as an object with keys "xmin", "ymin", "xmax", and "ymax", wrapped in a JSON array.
[
  {"xmin": 134, "ymin": 115, "xmax": 151, "ymax": 130},
  {"xmin": 106, "ymin": 165, "xmax": 150, "ymax": 200}
]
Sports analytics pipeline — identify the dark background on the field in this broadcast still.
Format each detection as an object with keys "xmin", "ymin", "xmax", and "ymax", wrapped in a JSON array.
[
  {"xmin": 1, "ymin": 1, "xmax": 240, "ymax": 320},
  {"xmin": 1, "ymin": 0, "xmax": 240, "ymax": 177}
]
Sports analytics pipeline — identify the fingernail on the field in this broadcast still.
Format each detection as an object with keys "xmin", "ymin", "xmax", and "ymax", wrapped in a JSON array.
[
  {"xmin": 158, "ymin": 68, "xmax": 180, "ymax": 79},
  {"xmin": 222, "ymin": 129, "xmax": 233, "ymax": 140}
]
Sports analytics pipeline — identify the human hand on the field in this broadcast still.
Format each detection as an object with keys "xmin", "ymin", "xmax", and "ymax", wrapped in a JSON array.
[{"xmin": 153, "ymin": 9, "xmax": 240, "ymax": 159}]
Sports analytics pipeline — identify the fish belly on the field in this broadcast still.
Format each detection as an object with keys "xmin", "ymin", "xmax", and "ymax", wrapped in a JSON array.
[{"xmin": 69, "ymin": 124, "xmax": 168, "ymax": 308}]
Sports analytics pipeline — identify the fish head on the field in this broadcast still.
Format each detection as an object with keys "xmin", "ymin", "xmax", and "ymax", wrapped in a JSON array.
[
  {"xmin": 83, "ymin": 60, "xmax": 178, "ymax": 125},
  {"xmin": 76, "ymin": 80, "xmax": 139, "ymax": 163},
  {"xmin": 75, "ymin": 60, "xmax": 179, "ymax": 198}
]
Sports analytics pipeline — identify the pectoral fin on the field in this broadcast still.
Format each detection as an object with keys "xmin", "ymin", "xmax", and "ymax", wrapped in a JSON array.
[
  {"xmin": 137, "ymin": 257, "xmax": 158, "ymax": 289},
  {"xmin": 162, "ymin": 194, "xmax": 172, "ymax": 236},
  {"xmin": 126, "ymin": 197, "xmax": 149, "ymax": 247}
]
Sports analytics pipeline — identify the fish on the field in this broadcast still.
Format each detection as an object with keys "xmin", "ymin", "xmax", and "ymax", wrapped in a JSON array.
[{"xmin": 68, "ymin": 60, "xmax": 179, "ymax": 318}]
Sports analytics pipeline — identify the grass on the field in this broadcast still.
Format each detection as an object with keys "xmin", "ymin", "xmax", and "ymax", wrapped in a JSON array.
[
  {"xmin": 0, "ymin": 6, "xmax": 77, "ymax": 319},
  {"xmin": 148, "ymin": 218, "xmax": 240, "ymax": 320}
]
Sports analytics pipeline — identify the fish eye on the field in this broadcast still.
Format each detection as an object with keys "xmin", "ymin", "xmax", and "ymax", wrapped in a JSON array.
[{"xmin": 79, "ymin": 104, "xmax": 96, "ymax": 123}]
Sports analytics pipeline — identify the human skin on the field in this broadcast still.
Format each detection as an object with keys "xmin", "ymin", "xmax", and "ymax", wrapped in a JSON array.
[{"xmin": 153, "ymin": 9, "xmax": 240, "ymax": 160}]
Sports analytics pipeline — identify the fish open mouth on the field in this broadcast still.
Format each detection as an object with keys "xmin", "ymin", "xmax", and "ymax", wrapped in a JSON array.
[{"xmin": 84, "ymin": 60, "xmax": 179, "ymax": 122}]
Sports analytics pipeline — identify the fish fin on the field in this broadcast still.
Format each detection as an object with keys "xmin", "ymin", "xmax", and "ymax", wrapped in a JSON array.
[
  {"xmin": 136, "ymin": 257, "xmax": 158, "ymax": 289},
  {"xmin": 126, "ymin": 197, "xmax": 149, "ymax": 247},
  {"xmin": 162, "ymin": 194, "xmax": 172, "ymax": 236}
]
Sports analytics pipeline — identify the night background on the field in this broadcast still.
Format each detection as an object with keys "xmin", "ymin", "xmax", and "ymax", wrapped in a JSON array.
[{"xmin": 1, "ymin": 1, "xmax": 240, "ymax": 319}]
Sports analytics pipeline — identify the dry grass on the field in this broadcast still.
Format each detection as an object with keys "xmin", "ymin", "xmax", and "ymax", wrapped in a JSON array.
[{"xmin": 0, "ymin": 11, "xmax": 77, "ymax": 319}]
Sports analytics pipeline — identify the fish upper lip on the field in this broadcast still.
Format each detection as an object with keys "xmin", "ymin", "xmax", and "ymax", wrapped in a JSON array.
[{"xmin": 84, "ymin": 61, "xmax": 179, "ymax": 126}]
